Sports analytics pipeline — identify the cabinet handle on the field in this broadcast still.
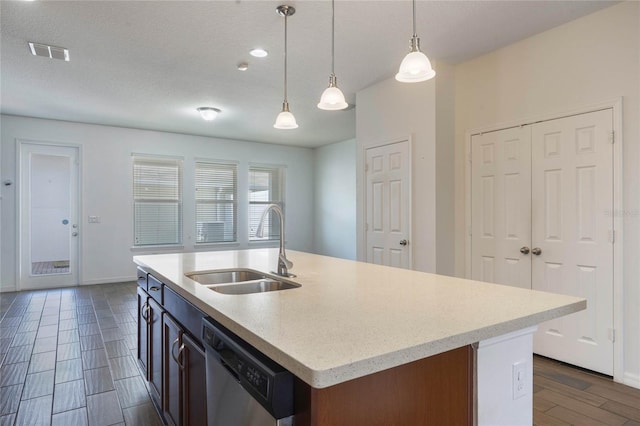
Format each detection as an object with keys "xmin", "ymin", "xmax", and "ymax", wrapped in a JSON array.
[
  {"xmin": 149, "ymin": 286, "xmax": 161, "ymax": 292},
  {"xmin": 176, "ymin": 343, "xmax": 186, "ymax": 371},
  {"xmin": 141, "ymin": 302, "xmax": 150, "ymax": 323},
  {"xmin": 171, "ymin": 337, "xmax": 185, "ymax": 370}
]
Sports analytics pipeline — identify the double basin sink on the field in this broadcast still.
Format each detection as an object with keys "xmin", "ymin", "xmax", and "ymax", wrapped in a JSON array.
[{"xmin": 185, "ymin": 269, "xmax": 300, "ymax": 295}]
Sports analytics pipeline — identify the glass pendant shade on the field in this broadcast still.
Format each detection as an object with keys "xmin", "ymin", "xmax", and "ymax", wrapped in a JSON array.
[
  {"xmin": 274, "ymin": 5, "xmax": 298, "ymax": 130},
  {"xmin": 396, "ymin": 50, "xmax": 435, "ymax": 82},
  {"xmin": 396, "ymin": 0, "xmax": 436, "ymax": 83},
  {"xmin": 274, "ymin": 102, "xmax": 298, "ymax": 129},
  {"xmin": 317, "ymin": 0, "xmax": 348, "ymax": 111},
  {"xmin": 318, "ymin": 75, "xmax": 348, "ymax": 110},
  {"xmin": 197, "ymin": 107, "xmax": 221, "ymax": 121}
]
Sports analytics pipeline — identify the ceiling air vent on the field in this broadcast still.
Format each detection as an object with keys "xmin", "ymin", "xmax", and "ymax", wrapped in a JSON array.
[{"xmin": 28, "ymin": 42, "xmax": 69, "ymax": 61}]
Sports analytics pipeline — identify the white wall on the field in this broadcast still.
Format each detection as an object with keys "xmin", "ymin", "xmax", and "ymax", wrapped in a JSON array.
[
  {"xmin": 454, "ymin": 1, "xmax": 640, "ymax": 387},
  {"xmin": 356, "ymin": 63, "xmax": 455, "ymax": 275},
  {"xmin": 313, "ymin": 139, "xmax": 356, "ymax": 260},
  {"xmin": 1, "ymin": 115, "xmax": 315, "ymax": 290}
]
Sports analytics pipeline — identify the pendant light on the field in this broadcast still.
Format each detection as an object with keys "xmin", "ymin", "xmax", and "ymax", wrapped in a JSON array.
[
  {"xmin": 274, "ymin": 5, "xmax": 298, "ymax": 129},
  {"xmin": 395, "ymin": 0, "xmax": 435, "ymax": 83},
  {"xmin": 317, "ymin": 0, "xmax": 348, "ymax": 111}
]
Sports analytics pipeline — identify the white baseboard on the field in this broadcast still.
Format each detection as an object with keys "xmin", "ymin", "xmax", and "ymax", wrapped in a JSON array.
[
  {"xmin": 81, "ymin": 276, "xmax": 136, "ymax": 286},
  {"xmin": 623, "ymin": 371, "xmax": 640, "ymax": 390},
  {"xmin": 0, "ymin": 285, "xmax": 17, "ymax": 293}
]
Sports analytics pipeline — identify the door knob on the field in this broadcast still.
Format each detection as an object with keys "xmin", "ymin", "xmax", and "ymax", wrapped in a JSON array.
[
  {"xmin": 520, "ymin": 246, "xmax": 530, "ymax": 255},
  {"xmin": 72, "ymin": 232, "xmax": 78, "ymax": 237},
  {"xmin": 399, "ymin": 239, "xmax": 408, "ymax": 246},
  {"xmin": 532, "ymin": 247, "xmax": 542, "ymax": 256}
]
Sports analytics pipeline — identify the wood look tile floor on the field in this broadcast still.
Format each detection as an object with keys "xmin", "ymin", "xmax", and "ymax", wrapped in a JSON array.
[
  {"xmin": 1, "ymin": 282, "xmax": 640, "ymax": 425},
  {"xmin": 0, "ymin": 282, "xmax": 162, "ymax": 426}
]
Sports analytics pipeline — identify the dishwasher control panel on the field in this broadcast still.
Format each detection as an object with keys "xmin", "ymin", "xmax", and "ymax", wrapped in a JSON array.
[{"xmin": 202, "ymin": 318, "xmax": 294, "ymax": 420}]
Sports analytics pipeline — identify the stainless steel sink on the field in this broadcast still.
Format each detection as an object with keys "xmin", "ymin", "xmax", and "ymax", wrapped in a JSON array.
[
  {"xmin": 209, "ymin": 279, "xmax": 301, "ymax": 295},
  {"xmin": 185, "ymin": 270, "xmax": 266, "ymax": 285}
]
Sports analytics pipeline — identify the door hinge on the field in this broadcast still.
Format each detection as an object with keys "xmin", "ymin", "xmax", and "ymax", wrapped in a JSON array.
[
  {"xmin": 365, "ymin": 163, "xmax": 369, "ymax": 172},
  {"xmin": 609, "ymin": 229, "xmax": 615, "ymax": 243},
  {"xmin": 608, "ymin": 328, "xmax": 616, "ymax": 343},
  {"xmin": 365, "ymin": 223, "xmax": 369, "ymax": 231},
  {"xmin": 609, "ymin": 131, "xmax": 615, "ymax": 144}
]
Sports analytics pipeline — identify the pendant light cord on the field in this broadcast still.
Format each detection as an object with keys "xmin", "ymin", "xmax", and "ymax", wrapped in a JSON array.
[
  {"xmin": 331, "ymin": 0, "xmax": 335, "ymax": 75},
  {"xmin": 412, "ymin": 0, "xmax": 417, "ymax": 38},
  {"xmin": 284, "ymin": 12, "xmax": 288, "ymax": 103}
]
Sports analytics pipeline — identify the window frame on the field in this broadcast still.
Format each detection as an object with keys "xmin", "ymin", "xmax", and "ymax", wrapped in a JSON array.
[
  {"xmin": 194, "ymin": 159, "xmax": 238, "ymax": 245},
  {"xmin": 248, "ymin": 164, "xmax": 286, "ymax": 243},
  {"xmin": 132, "ymin": 154, "xmax": 183, "ymax": 248}
]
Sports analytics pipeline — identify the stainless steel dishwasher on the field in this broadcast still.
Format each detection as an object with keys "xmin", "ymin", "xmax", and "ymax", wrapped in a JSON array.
[{"xmin": 202, "ymin": 318, "xmax": 295, "ymax": 426}]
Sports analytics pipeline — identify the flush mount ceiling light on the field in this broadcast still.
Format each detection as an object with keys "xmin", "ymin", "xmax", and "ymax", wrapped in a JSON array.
[
  {"xmin": 395, "ymin": 0, "xmax": 435, "ymax": 83},
  {"xmin": 317, "ymin": 0, "xmax": 348, "ymax": 111},
  {"xmin": 249, "ymin": 48, "xmax": 268, "ymax": 58},
  {"xmin": 237, "ymin": 62, "xmax": 249, "ymax": 71},
  {"xmin": 197, "ymin": 107, "xmax": 221, "ymax": 121},
  {"xmin": 28, "ymin": 42, "xmax": 70, "ymax": 61},
  {"xmin": 274, "ymin": 5, "xmax": 298, "ymax": 130}
]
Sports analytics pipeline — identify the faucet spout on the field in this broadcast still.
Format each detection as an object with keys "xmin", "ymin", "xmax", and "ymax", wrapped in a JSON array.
[{"xmin": 256, "ymin": 203, "xmax": 293, "ymax": 277}]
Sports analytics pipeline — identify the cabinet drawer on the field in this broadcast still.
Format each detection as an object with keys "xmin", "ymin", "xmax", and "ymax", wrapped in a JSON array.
[
  {"xmin": 136, "ymin": 267, "xmax": 148, "ymax": 291},
  {"xmin": 164, "ymin": 286, "xmax": 206, "ymax": 345},
  {"xmin": 147, "ymin": 274, "xmax": 164, "ymax": 304}
]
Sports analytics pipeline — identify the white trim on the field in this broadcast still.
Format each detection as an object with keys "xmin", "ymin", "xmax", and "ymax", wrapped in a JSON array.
[
  {"xmin": 476, "ymin": 326, "xmax": 537, "ymax": 348},
  {"xmin": 463, "ymin": 97, "xmax": 624, "ymax": 384},
  {"xmin": 16, "ymin": 138, "xmax": 84, "ymax": 290},
  {"xmin": 622, "ymin": 372, "xmax": 640, "ymax": 390},
  {"xmin": 81, "ymin": 276, "xmax": 136, "ymax": 286},
  {"xmin": 360, "ymin": 135, "xmax": 413, "ymax": 269},
  {"xmin": 611, "ymin": 98, "xmax": 624, "ymax": 383}
]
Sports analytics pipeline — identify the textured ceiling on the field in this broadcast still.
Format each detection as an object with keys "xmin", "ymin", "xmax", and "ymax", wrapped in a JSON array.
[{"xmin": 0, "ymin": 1, "xmax": 617, "ymax": 148}]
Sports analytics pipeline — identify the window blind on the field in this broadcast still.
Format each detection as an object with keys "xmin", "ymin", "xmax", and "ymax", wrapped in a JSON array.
[
  {"xmin": 195, "ymin": 161, "xmax": 237, "ymax": 243},
  {"xmin": 249, "ymin": 165, "xmax": 284, "ymax": 241},
  {"xmin": 133, "ymin": 156, "xmax": 182, "ymax": 246}
]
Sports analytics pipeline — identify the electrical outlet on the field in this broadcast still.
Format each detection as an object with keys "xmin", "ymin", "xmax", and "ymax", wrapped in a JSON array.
[
  {"xmin": 88, "ymin": 216, "xmax": 101, "ymax": 223},
  {"xmin": 512, "ymin": 361, "xmax": 527, "ymax": 400}
]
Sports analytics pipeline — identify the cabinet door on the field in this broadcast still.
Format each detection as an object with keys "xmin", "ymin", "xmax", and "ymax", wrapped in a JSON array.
[
  {"xmin": 136, "ymin": 287, "xmax": 149, "ymax": 379},
  {"xmin": 182, "ymin": 333, "xmax": 207, "ymax": 426},
  {"xmin": 148, "ymin": 297, "xmax": 164, "ymax": 406},
  {"xmin": 163, "ymin": 314, "xmax": 183, "ymax": 426}
]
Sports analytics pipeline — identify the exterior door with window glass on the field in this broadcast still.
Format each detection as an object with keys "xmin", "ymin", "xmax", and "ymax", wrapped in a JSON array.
[
  {"xmin": 249, "ymin": 165, "xmax": 285, "ymax": 241},
  {"xmin": 19, "ymin": 142, "xmax": 79, "ymax": 289}
]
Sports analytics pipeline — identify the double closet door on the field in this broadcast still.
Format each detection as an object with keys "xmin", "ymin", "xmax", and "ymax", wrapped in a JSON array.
[{"xmin": 471, "ymin": 109, "xmax": 614, "ymax": 375}]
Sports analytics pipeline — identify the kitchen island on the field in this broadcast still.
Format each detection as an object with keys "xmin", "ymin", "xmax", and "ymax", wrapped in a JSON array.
[{"xmin": 134, "ymin": 248, "xmax": 585, "ymax": 425}]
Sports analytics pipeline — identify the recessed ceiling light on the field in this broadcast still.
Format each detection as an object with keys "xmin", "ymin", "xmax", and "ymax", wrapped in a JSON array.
[
  {"xmin": 237, "ymin": 62, "xmax": 249, "ymax": 71},
  {"xmin": 249, "ymin": 48, "xmax": 268, "ymax": 58},
  {"xmin": 197, "ymin": 107, "xmax": 221, "ymax": 121}
]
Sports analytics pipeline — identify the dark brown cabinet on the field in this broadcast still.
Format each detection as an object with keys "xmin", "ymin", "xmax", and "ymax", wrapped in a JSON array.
[
  {"xmin": 137, "ymin": 268, "xmax": 207, "ymax": 426},
  {"xmin": 137, "ymin": 285, "xmax": 165, "ymax": 408},
  {"xmin": 148, "ymin": 297, "xmax": 164, "ymax": 405},
  {"xmin": 163, "ymin": 313, "xmax": 207, "ymax": 426}
]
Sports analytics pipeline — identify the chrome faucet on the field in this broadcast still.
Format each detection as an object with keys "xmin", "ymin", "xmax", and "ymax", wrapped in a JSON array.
[{"xmin": 256, "ymin": 204, "xmax": 293, "ymax": 277}]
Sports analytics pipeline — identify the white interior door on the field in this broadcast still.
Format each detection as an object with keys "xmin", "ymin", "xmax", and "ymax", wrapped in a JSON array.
[
  {"xmin": 470, "ymin": 109, "xmax": 614, "ymax": 375},
  {"xmin": 531, "ymin": 110, "xmax": 614, "ymax": 375},
  {"xmin": 365, "ymin": 140, "xmax": 411, "ymax": 268},
  {"xmin": 471, "ymin": 127, "xmax": 532, "ymax": 289},
  {"xmin": 20, "ymin": 142, "xmax": 80, "ymax": 289}
]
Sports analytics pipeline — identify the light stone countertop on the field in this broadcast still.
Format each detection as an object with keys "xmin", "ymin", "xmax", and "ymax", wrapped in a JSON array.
[{"xmin": 133, "ymin": 248, "xmax": 585, "ymax": 389}]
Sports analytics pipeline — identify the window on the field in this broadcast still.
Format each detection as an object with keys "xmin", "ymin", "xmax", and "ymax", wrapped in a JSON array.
[
  {"xmin": 249, "ymin": 165, "xmax": 285, "ymax": 241},
  {"xmin": 195, "ymin": 161, "xmax": 237, "ymax": 243},
  {"xmin": 133, "ymin": 156, "xmax": 182, "ymax": 246}
]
